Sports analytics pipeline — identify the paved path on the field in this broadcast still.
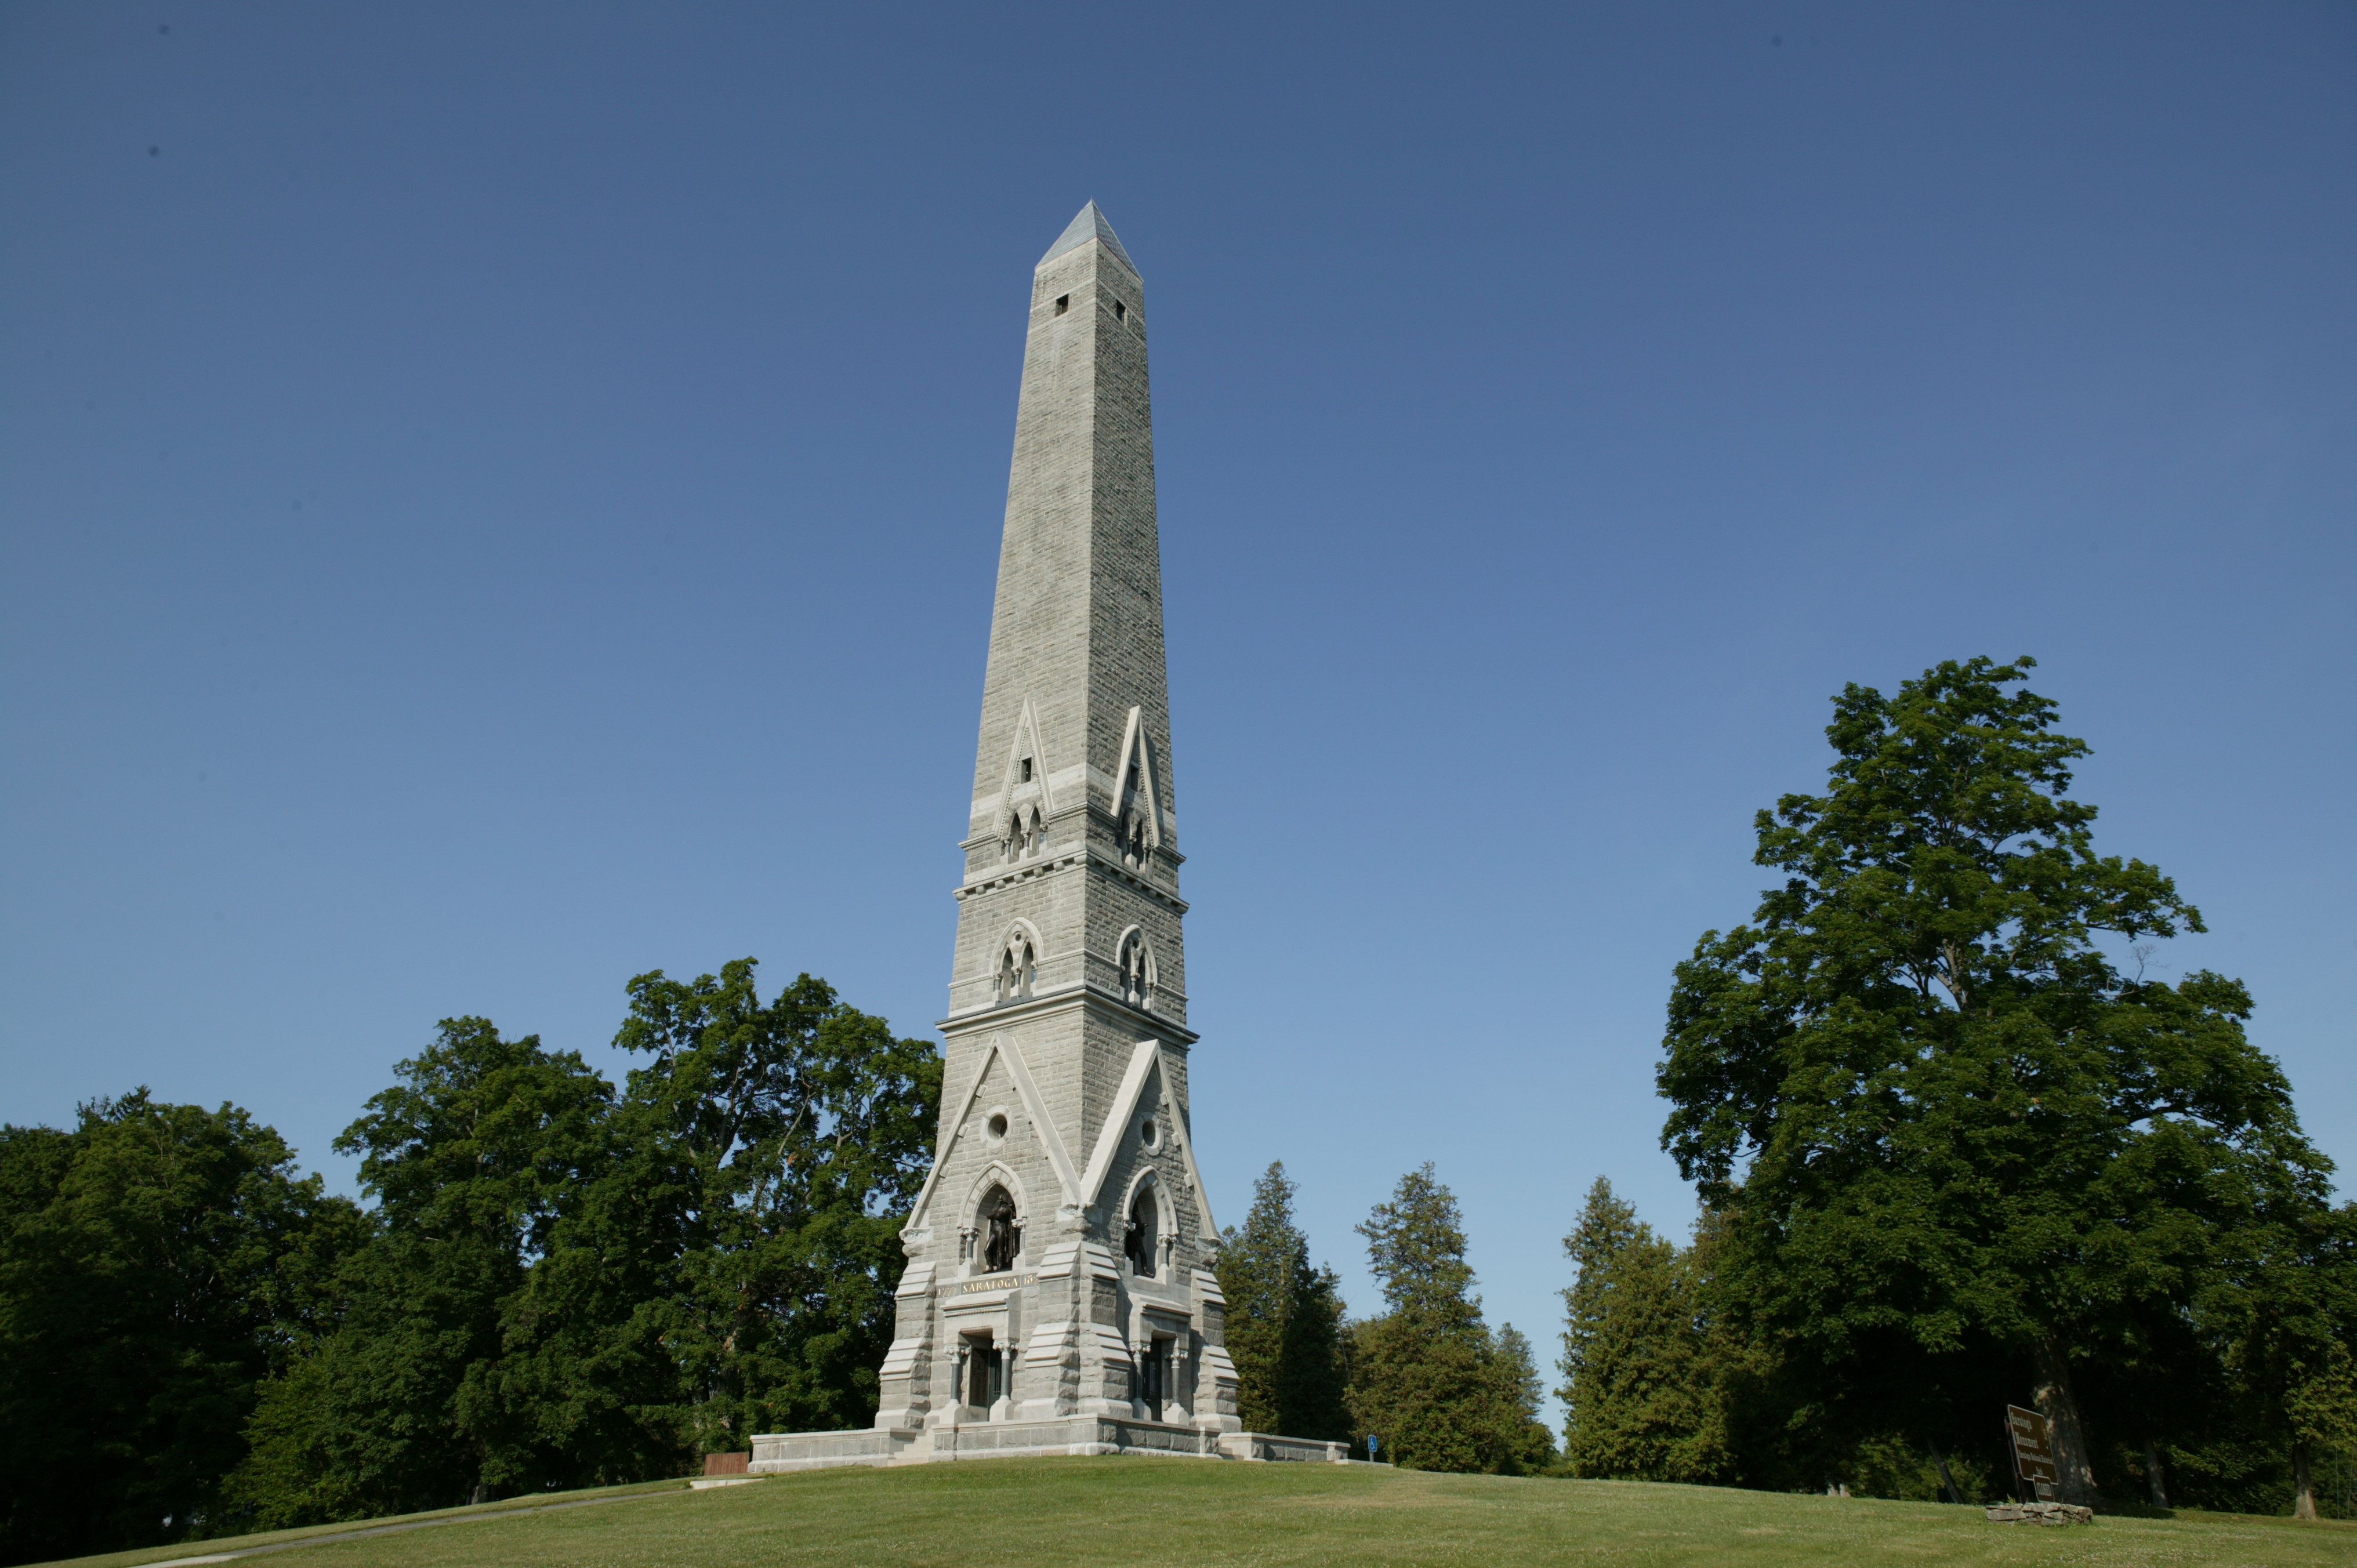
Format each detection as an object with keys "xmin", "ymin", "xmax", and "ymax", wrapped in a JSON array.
[{"xmin": 144, "ymin": 1488, "xmax": 684, "ymax": 1566}]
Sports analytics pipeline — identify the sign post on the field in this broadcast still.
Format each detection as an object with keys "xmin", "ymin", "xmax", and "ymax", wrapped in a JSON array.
[
  {"xmin": 2004, "ymin": 1405, "xmax": 2058, "ymax": 1504},
  {"xmin": 1367, "ymin": 1434, "xmax": 1379, "ymax": 1463}
]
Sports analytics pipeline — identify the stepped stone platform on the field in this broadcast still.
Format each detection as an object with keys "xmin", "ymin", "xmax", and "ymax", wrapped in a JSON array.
[{"xmin": 750, "ymin": 1420, "xmax": 1351, "ymax": 1471}]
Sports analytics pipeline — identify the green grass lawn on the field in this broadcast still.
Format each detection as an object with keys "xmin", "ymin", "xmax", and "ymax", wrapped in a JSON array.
[{"xmin": 48, "ymin": 1459, "xmax": 2357, "ymax": 1568}]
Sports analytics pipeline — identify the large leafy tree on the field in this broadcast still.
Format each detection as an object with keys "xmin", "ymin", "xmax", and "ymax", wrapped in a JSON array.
[
  {"xmin": 2213, "ymin": 1199, "xmax": 2357, "ymax": 1520},
  {"xmin": 233, "ymin": 966, "xmax": 941, "ymax": 1522},
  {"xmin": 1216, "ymin": 1162, "xmax": 1350, "ymax": 1440},
  {"xmin": 607, "ymin": 959, "xmax": 940, "ymax": 1447},
  {"xmin": 1658, "ymin": 656, "xmax": 2336, "ymax": 1507},
  {"xmin": 1347, "ymin": 1164, "xmax": 1532, "ymax": 1473},
  {"xmin": 230, "ymin": 1018, "xmax": 642, "ymax": 1524},
  {"xmin": 0, "ymin": 1094, "xmax": 364, "ymax": 1563}
]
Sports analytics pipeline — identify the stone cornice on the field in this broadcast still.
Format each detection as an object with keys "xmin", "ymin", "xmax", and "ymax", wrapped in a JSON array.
[
  {"xmin": 952, "ymin": 845, "xmax": 1187, "ymax": 914},
  {"xmin": 938, "ymin": 983, "xmax": 1199, "ymax": 1047}
]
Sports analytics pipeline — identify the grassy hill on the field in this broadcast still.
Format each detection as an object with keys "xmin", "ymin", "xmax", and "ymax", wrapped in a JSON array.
[{"xmin": 49, "ymin": 1458, "xmax": 2357, "ymax": 1568}]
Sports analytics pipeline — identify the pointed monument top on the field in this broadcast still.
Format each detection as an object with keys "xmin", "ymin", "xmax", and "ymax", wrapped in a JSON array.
[{"xmin": 1039, "ymin": 201, "xmax": 1137, "ymax": 275}]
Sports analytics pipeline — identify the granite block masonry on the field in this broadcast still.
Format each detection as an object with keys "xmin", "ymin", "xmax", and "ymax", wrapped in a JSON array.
[{"xmin": 751, "ymin": 204, "xmax": 1290, "ymax": 1471}]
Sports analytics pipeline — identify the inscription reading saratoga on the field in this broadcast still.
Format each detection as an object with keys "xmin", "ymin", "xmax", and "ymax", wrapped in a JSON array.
[{"xmin": 955, "ymin": 1272, "xmax": 1038, "ymax": 1295}]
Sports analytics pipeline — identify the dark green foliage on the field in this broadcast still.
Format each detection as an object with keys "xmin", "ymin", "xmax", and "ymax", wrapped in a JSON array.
[
  {"xmin": 1846, "ymin": 1432, "xmax": 1993, "ymax": 1504},
  {"xmin": 2214, "ymin": 1199, "xmax": 2357, "ymax": 1518},
  {"xmin": 227, "ymin": 968, "xmax": 941, "ymax": 1525},
  {"xmin": 229, "ymin": 1018, "xmax": 668, "ymax": 1526},
  {"xmin": 1216, "ymin": 1163, "xmax": 1350, "ymax": 1440},
  {"xmin": 1655, "ymin": 656, "xmax": 2347, "ymax": 1508},
  {"xmin": 0, "ymin": 1094, "xmax": 365, "ymax": 1563},
  {"xmin": 1557, "ymin": 1178, "xmax": 1733, "ymax": 1482},
  {"xmin": 2072, "ymin": 1196, "xmax": 2357, "ymax": 1518},
  {"xmin": 1490, "ymin": 1323, "xmax": 1560, "ymax": 1474},
  {"xmin": 1346, "ymin": 1164, "xmax": 1539, "ymax": 1475},
  {"xmin": 607, "ymin": 960, "xmax": 942, "ymax": 1446}
]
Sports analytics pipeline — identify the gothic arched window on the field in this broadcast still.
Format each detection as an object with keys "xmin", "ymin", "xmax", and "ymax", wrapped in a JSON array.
[
  {"xmin": 997, "ymin": 934, "xmax": 1036, "ymax": 1004},
  {"xmin": 1116, "ymin": 930, "xmax": 1154, "ymax": 1012},
  {"xmin": 980, "ymin": 1185, "xmax": 1020, "ymax": 1273},
  {"xmin": 1124, "ymin": 1185, "xmax": 1159, "ymax": 1279},
  {"xmin": 1006, "ymin": 806, "xmax": 1046, "ymax": 862},
  {"xmin": 1120, "ymin": 775, "xmax": 1150, "ymax": 869}
]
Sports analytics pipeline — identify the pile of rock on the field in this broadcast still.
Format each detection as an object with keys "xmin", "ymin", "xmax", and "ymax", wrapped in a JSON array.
[{"xmin": 1985, "ymin": 1501, "xmax": 2094, "ymax": 1525}]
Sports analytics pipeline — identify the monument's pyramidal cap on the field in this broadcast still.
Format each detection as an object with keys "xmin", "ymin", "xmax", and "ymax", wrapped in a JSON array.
[
  {"xmin": 1039, "ymin": 199, "xmax": 1137, "ymax": 273},
  {"xmin": 748, "ymin": 208, "xmax": 1347, "ymax": 1469}
]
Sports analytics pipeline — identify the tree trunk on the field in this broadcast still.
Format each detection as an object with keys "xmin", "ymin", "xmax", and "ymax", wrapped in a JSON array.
[
  {"xmin": 1931, "ymin": 1442, "xmax": 1963, "ymax": 1505},
  {"xmin": 2029, "ymin": 1332, "xmax": 2099, "ymax": 1507},
  {"xmin": 2293, "ymin": 1441, "xmax": 2318, "ymax": 1521},
  {"xmin": 2142, "ymin": 1436, "xmax": 2169, "ymax": 1510}
]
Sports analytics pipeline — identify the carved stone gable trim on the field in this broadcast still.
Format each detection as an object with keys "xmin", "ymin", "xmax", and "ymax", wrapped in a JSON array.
[
  {"xmin": 1079, "ymin": 1039, "xmax": 1160, "ymax": 1211},
  {"xmin": 992, "ymin": 698, "xmax": 1054, "ymax": 826},
  {"xmin": 1072, "ymin": 1040, "xmax": 1218, "ymax": 1243},
  {"xmin": 1111, "ymin": 705, "xmax": 1163, "ymax": 849},
  {"xmin": 903, "ymin": 1032, "xmax": 1080, "ymax": 1236}
]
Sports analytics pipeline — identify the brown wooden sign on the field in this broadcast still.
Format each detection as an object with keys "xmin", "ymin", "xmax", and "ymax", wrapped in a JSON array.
[{"xmin": 2004, "ymin": 1404, "xmax": 2057, "ymax": 1501}]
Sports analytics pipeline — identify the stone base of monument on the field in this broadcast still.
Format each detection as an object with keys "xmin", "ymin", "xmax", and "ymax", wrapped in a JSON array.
[
  {"xmin": 749, "ymin": 1420, "xmax": 1355, "ymax": 1472},
  {"xmin": 1216, "ymin": 1432, "xmax": 1355, "ymax": 1463},
  {"xmin": 1984, "ymin": 1502, "xmax": 2094, "ymax": 1525}
]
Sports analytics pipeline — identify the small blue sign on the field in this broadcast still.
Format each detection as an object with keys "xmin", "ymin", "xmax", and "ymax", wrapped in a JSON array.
[{"xmin": 1367, "ymin": 1434, "xmax": 1379, "ymax": 1460}]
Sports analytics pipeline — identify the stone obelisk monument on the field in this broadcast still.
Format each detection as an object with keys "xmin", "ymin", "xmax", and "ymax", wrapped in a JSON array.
[{"xmin": 752, "ymin": 206, "xmax": 1339, "ymax": 1469}]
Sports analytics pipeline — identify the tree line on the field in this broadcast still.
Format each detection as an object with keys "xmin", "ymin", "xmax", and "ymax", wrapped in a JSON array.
[
  {"xmin": 1224, "ymin": 663, "xmax": 2355, "ymax": 1518},
  {"xmin": 1213, "ymin": 1159, "xmax": 1554, "ymax": 1474},
  {"xmin": 1164, "ymin": 655, "xmax": 2357, "ymax": 1509},
  {"xmin": 1, "ymin": 963, "xmax": 939, "ymax": 1564},
  {"xmin": 5, "ymin": 656, "xmax": 2351, "ymax": 1563},
  {"xmin": 1567, "ymin": 659, "xmax": 2356, "ymax": 1518},
  {"xmin": 0, "ymin": 990, "xmax": 1558, "ymax": 1564}
]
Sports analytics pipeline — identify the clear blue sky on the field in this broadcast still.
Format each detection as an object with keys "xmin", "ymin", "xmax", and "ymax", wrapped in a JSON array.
[{"xmin": 5, "ymin": 2, "xmax": 2352, "ymax": 1422}]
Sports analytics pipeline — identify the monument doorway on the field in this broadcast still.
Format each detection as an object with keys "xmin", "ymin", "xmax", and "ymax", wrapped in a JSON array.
[
  {"xmin": 1138, "ymin": 1335, "xmax": 1174, "ymax": 1423},
  {"xmin": 962, "ymin": 1330, "xmax": 1005, "ymax": 1415}
]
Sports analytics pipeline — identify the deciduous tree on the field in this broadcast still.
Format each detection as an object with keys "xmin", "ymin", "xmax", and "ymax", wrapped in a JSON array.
[
  {"xmin": 0, "ymin": 1094, "xmax": 363, "ymax": 1563},
  {"xmin": 607, "ymin": 960, "xmax": 940, "ymax": 1446},
  {"xmin": 229, "ymin": 1018, "xmax": 643, "ymax": 1523},
  {"xmin": 2216, "ymin": 1199, "xmax": 2357, "ymax": 1520},
  {"xmin": 1656, "ymin": 656, "xmax": 2337, "ymax": 1508}
]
